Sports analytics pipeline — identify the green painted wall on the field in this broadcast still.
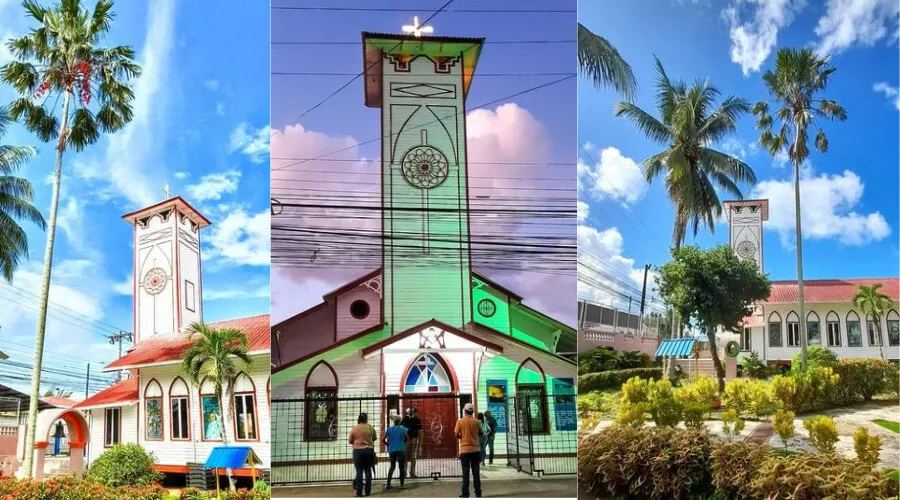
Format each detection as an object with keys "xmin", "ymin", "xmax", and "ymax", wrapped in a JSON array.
[{"xmin": 472, "ymin": 278, "xmax": 511, "ymax": 334}]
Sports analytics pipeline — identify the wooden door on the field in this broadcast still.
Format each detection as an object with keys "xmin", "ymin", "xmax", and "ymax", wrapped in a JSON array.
[{"xmin": 404, "ymin": 396, "xmax": 458, "ymax": 459}]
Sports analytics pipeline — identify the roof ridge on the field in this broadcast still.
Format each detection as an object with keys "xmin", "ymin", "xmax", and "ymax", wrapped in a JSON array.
[{"xmin": 208, "ymin": 313, "xmax": 270, "ymax": 322}]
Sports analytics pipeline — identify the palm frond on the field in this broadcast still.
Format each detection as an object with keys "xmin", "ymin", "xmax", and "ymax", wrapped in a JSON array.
[
  {"xmin": 614, "ymin": 101, "xmax": 671, "ymax": 145},
  {"xmin": 577, "ymin": 23, "xmax": 636, "ymax": 100}
]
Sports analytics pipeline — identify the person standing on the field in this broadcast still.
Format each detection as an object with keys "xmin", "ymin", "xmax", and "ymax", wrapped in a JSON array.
[
  {"xmin": 348, "ymin": 412, "xmax": 377, "ymax": 497},
  {"xmin": 483, "ymin": 409, "xmax": 497, "ymax": 465},
  {"xmin": 455, "ymin": 403, "xmax": 483, "ymax": 498},
  {"xmin": 400, "ymin": 406, "xmax": 422, "ymax": 478},
  {"xmin": 476, "ymin": 412, "xmax": 489, "ymax": 465},
  {"xmin": 383, "ymin": 415, "xmax": 408, "ymax": 489}
]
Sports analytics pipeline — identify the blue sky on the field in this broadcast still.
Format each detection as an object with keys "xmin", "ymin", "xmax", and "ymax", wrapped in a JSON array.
[
  {"xmin": 578, "ymin": 0, "xmax": 899, "ymax": 310},
  {"xmin": 0, "ymin": 0, "xmax": 270, "ymax": 395},
  {"xmin": 270, "ymin": 0, "xmax": 577, "ymax": 325}
]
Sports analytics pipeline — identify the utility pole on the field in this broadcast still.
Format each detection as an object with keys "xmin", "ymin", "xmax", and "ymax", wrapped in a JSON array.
[
  {"xmin": 638, "ymin": 264, "xmax": 650, "ymax": 334},
  {"xmin": 84, "ymin": 364, "xmax": 90, "ymax": 399},
  {"xmin": 108, "ymin": 331, "xmax": 133, "ymax": 382}
]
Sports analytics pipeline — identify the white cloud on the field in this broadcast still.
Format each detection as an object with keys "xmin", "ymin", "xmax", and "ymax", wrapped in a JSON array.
[
  {"xmin": 186, "ymin": 170, "xmax": 241, "ymax": 201},
  {"xmin": 578, "ymin": 146, "xmax": 647, "ymax": 204},
  {"xmin": 204, "ymin": 209, "xmax": 270, "ymax": 266},
  {"xmin": 752, "ymin": 169, "xmax": 891, "ymax": 246},
  {"xmin": 111, "ymin": 277, "xmax": 133, "ymax": 296},
  {"xmin": 577, "ymin": 200, "xmax": 589, "ymax": 222},
  {"xmin": 582, "ymin": 141, "xmax": 597, "ymax": 153},
  {"xmin": 723, "ymin": 0, "xmax": 804, "ymax": 75},
  {"xmin": 230, "ymin": 122, "xmax": 270, "ymax": 164},
  {"xmin": 204, "ymin": 80, "xmax": 219, "ymax": 91},
  {"xmin": 815, "ymin": 0, "xmax": 899, "ymax": 55},
  {"xmin": 721, "ymin": 137, "xmax": 759, "ymax": 160},
  {"xmin": 215, "ymin": 102, "xmax": 225, "ymax": 116},
  {"xmin": 577, "ymin": 224, "xmax": 658, "ymax": 309},
  {"xmin": 873, "ymin": 81, "xmax": 900, "ymax": 110},
  {"xmin": 173, "ymin": 171, "xmax": 188, "ymax": 180},
  {"xmin": 204, "ymin": 285, "xmax": 269, "ymax": 301}
]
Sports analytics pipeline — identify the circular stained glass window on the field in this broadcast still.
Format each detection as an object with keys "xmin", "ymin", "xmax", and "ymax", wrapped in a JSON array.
[
  {"xmin": 400, "ymin": 145, "xmax": 449, "ymax": 189},
  {"xmin": 736, "ymin": 240, "xmax": 756, "ymax": 259},
  {"xmin": 143, "ymin": 268, "xmax": 167, "ymax": 295},
  {"xmin": 477, "ymin": 298, "xmax": 497, "ymax": 318}
]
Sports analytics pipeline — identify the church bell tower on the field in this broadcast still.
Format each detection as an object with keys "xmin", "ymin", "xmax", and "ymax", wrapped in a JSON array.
[
  {"xmin": 724, "ymin": 199, "xmax": 768, "ymax": 273},
  {"xmin": 123, "ymin": 195, "xmax": 210, "ymax": 342},
  {"xmin": 362, "ymin": 25, "xmax": 484, "ymax": 334}
]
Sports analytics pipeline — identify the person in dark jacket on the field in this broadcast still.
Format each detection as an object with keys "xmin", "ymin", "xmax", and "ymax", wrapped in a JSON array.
[
  {"xmin": 483, "ymin": 409, "xmax": 498, "ymax": 464},
  {"xmin": 400, "ymin": 406, "xmax": 423, "ymax": 478}
]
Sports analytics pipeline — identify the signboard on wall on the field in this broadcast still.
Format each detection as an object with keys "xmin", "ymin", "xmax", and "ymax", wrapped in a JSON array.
[
  {"xmin": 486, "ymin": 379, "xmax": 508, "ymax": 433},
  {"xmin": 553, "ymin": 378, "xmax": 576, "ymax": 431}
]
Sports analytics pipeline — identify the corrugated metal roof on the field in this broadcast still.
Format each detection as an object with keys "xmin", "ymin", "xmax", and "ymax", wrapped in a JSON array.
[
  {"xmin": 765, "ymin": 278, "xmax": 899, "ymax": 304},
  {"xmin": 205, "ymin": 446, "xmax": 262, "ymax": 469},
  {"xmin": 655, "ymin": 338, "xmax": 696, "ymax": 358},
  {"xmin": 72, "ymin": 379, "xmax": 138, "ymax": 410}
]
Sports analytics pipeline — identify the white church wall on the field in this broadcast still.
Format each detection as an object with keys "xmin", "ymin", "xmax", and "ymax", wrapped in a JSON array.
[
  {"xmin": 84, "ymin": 404, "xmax": 138, "ymax": 467},
  {"xmin": 176, "ymin": 214, "xmax": 202, "ymax": 329},
  {"xmin": 135, "ymin": 213, "xmax": 177, "ymax": 340}
]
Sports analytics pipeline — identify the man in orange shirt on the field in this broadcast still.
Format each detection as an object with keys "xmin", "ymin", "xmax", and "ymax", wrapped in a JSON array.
[{"xmin": 455, "ymin": 403, "xmax": 483, "ymax": 498}]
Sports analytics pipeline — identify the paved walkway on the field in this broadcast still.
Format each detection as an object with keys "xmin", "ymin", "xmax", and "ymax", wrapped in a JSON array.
[{"xmin": 273, "ymin": 476, "xmax": 577, "ymax": 498}]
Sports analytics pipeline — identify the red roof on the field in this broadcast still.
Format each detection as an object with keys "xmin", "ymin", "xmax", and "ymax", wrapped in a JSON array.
[
  {"xmin": 41, "ymin": 397, "xmax": 78, "ymax": 408},
  {"xmin": 764, "ymin": 278, "xmax": 899, "ymax": 304},
  {"xmin": 73, "ymin": 379, "xmax": 138, "ymax": 410},
  {"xmin": 105, "ymin": 314, "xmax": 270, "ymax": 370}
]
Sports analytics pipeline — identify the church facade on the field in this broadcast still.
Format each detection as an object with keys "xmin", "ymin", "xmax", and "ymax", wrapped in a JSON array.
[
  {"xmin": 69, "ymin": 197, "xmax": 271, "ymax": 482},
  {"xmin": 721, "ymin": 200, "xmax": 899, "ymax": 365},
  {"xmin": 270, "ymin": 31, "xmax": 577, "ymax": 483}
]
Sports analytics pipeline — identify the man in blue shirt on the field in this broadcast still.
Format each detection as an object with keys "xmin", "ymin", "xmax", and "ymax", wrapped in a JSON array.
[{"xmin": 383, "ymin": 415, "xmax": 408, "ymax": 489}]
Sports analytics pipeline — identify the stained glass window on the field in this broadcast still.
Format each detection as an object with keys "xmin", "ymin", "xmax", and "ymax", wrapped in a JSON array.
[{"xmin": 404, "ymin": 353, "xmax": 452, "ymax": 393}]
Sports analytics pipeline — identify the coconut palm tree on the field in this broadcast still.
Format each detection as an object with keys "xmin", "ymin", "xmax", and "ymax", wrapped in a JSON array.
[
  {"xmin": 753, "ymin": 48, "xmax": 847, "ymax": 371},
  {"xmin": 1, "ymin": 0, "xmax": 141, "ymax": 476},
  {"xmin": 0, "ymin": 108, "xmax": 44, "ymax": 282},
  {"xmin": 181, "ymin": 322, "xmax": 252, "ymax": 491},
  {"xmin": 578, "ymin": 23, "xmax": 636, "ymax": 101},
  {"xmin": 853, "ymin": 283, "xmax": 892, "ymax": 360},
  {"xmin": 616, "ymin": 57, "xmax": 756, "ymax": 381}
]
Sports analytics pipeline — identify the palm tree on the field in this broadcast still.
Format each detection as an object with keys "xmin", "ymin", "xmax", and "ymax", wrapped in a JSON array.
[
  {"xmin": 616, "ymin": 57, "xmax": 756, "ymax": 383},
  {"xmin": 853, "ymin": 283, "xmax": 892, "ymax": 360},
  {"xmin": 578, "ymin": 23, "xmax": 636, "ymax": 101},
  {"xmin": 1, "ymin": 0, "xmax": 141, "ymax": 477},
  {"xmin": 42, "ymin": 387, "xmax": 72, "ymax": 398},
  {"xmin": 753, "ymin": 48, "xmax": 847, "ymax": 371},
  {"xmin": 181, "ymin": 322, "xmax": 252, "ymax": 491},
  {"xmin": 0, "ymin": 108, "xmax": 44, "ymax": 282}
]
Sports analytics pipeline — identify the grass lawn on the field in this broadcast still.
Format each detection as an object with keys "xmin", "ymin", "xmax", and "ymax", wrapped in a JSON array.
[
  {"xmin": 578, "ymin": 389, "xmax": 621, "ymax": 419},
  {"xmin": 873, "ymin": 419, "xmax": 900, "ymax": 433}
]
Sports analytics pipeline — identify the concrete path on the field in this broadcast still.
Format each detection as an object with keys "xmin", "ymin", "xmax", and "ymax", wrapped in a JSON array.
[{"xmin": 273, "ymin": 476, "xmax": 577, "ymax": 498}]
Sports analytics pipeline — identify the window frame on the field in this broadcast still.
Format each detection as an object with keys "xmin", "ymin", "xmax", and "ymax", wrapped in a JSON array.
[
  {"xmin": 103, "ymin": 407, "xmax": 121, "ymax": 448},
  {"xmin": 866, "ymin": 314, "xmax": 882, "ymax": 346},
  {"xmin": 740, "ymin": 327, "xmax": 752, "ymax": 352},
  {"xmin": 144, "ymin": 379, "xmax": 164, "ymax": 442},
  {"xmin": 768, "ymin": 312, "xmax": 783, "ymax": 347},
  {"xmin": 806, "ymin": 311, "xmax": 821, "ymax": 346},
  {"xmin": 846, "ymin": 311, "xmax": 862, "ymax": 347},
  {"xmin": 887, "ymin": 310, "xmax": 900, "ymax": 346},
  {"xmin": 514, "ymin": 383, "xmax": 550, "ymax": 435},
  {"xmin": 169, "ymin": 377, "xmax": 191, "ymax": 441},
  {"xmin": 232, "ymin": 375, "xmax": 259, "ymax": 442},
  {"xmin": 786, "ymin": 312, "xmax": 800, "ymax": 347},
  {"xmin": 199, "ymin": 377, "xmax": 224, "ymax": 442},
  {"xmin": 304, "ymin": 361, "xmax": 339, "ymax": 442}
]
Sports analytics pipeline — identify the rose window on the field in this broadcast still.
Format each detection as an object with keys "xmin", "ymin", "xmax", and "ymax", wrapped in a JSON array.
[
  {"xmin": 736, "ymin": 240, "xmax": 756, "ymax": 259},
  {"xmin": 400, "ymin": 145, "xmax": 449, "ymax": 189},
  {"xmin": 143, "ymin": 268, "xmax": 167, "ymax": 295}
]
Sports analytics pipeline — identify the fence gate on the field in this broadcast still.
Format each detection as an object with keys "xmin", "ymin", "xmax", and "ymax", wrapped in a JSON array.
[{"xmin": 505, "ymin": 395, "xmax": 533, "ymax": 474}]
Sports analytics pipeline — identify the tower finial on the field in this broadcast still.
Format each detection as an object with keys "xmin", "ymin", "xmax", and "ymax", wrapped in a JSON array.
[
  {"xmin": 162, "ymin": 184, "xmax": 171, "ymax": 199},
  {"xmin": 401, "ymin": 16, "xmax": 434, "ymax": 37}
]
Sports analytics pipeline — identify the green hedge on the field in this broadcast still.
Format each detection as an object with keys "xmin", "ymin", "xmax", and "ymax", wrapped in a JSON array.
[
  {"xmin": 579, "ymin": 427, "xmax": 899, "ymax": 500},
  {"xmin": 0, "ymin": 476, "xmax": 166, "ymax": 500},
  {"xmin": 578, "ymin": 367, "xmax": 662, "ymax": 394}
]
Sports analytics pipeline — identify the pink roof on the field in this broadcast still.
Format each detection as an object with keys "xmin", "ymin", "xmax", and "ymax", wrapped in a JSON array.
[
  {"xmin": 764, "ymin": 278, "xmax": 899, "ymax": 304},
  {"xmin": 73, "ymin": 379, "xmax": 138, "ymax": 409},
  {"xmin": 41, "ymin": 397, "xmax": 78, "ymax": 408},
  {"xmin": 105, "ymin": 314, "xmax": 269, "ymax": 370}
]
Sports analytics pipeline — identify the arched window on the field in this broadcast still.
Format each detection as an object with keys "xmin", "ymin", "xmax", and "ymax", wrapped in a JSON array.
[
  {"xmin": 806, "ymin": 311, "xmax": 821, "ymax": 345},
  {"xmin": 144, "ymin": 379, "xmax": 163, "ymax": 441},
  {"xmin": 403, "ymin": 353, "xmax": 453, "ymax": 393},
  {"xmin": 865, "ymin": 313, "xmax": 882, "ymax": 347},
  {"xmin": 169, "ymin": 377, "xmax": 191, "ymax": 441},
  {"xmin": 846, "ymin": 311, "xmax": 862, "ymax": 347},
  {"xmin": 785, "ymin": 312, "xmax": 800, "ymax": 347},
  {"xmin": 199, "ymin": 377, "xmax": 223, "ymax": 441},
  {"xmin": 768, "ymin": 312, "xmax": 783, "ymax": 347},
  {"xmin": 305, "ymin": 361, "xmax": 338, "ymax": 442},
  {"xmin": 233, "ymin": 374, "xmax": 258, "ymax": 441},
  {"xmin": 825, "ymin": 311, "xmax": 840, "ymax": 347},
  {"xmin": 887, "ymin": 310, "xmax": 900, "ymax": 346},
  {"xmin": 515, "ymin": 358, "xmax": 548, "ymax": 434}
]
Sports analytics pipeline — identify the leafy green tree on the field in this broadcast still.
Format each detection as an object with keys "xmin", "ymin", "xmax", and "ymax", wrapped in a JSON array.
[
  {"xmin": 753, "ymin": 48, "xmax": 847, "ymax": 370},
  {"xmin": 616, "ymin": 59, "xmax": 756, "ymax": 380},
  {"xmin": 656, "ymin": 245, "xmax": 771, "ymax": 391},
  {"xmin": 181, "ymin": 322, "xmax": 252, "ymax": 491},
  {"xmin": 2, "ymin": 0, "xmax": 141, "ymax": 477},
  {"xmin": 577, "ymin": 23, "xmax": 636, "ymax": 100},
  {"xmin": 0, "ymin": 107, "xmax": 44, "ymax": 282},
  {"xmin": 853, "ymin": 283, "xmax": 893, "ymax": 360}
]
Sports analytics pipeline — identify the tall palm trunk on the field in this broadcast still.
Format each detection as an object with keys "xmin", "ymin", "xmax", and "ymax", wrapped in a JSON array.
[
  {"xmin": 792, "ymin": 122, "xmax": 808, "ymax": 371},
  {"xmin": 22, "ymin": 90, "xmax": 70, "ymax": 478},
  {"xmin": 217, "ymin": 393, "xmax": 236, "ymax": 491},
  {"xmin": 875, "ymin": 316, "xmax": 885, "ymax": 361},
  {"xmin": 666, "ymin": 216, "xmax": 683, "ymax": 382}
]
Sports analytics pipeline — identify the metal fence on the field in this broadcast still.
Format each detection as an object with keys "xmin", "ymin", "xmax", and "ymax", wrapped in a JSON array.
[{"xmin": 271, "ymin": 393, "xmax": 576, "ymax": 485}]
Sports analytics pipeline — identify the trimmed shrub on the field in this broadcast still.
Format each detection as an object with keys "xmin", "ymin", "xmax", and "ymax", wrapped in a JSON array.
[
  {"xmin": 614, "ymin": 376, "xmax": 652, "ymax": 427},
  {"xmin": 722, "ymin": 378, "xmax": 751, "ymax": 415},
  {"xmin": 804, "ymin": 415, "xmax": 839, "ymax": 455},
  {"xmin": 676, "ymin": 376, "xmax": 719, "ymax": 428},
  {"xmin": 746, "ymin": 379, "xmax": 777, "ymax": 419},
  {"xmin": 720, "ymin": 408, "xmax": 745, "ymax": 441},
  {"xmin": 854, "ymin": 427, "xmax": 882, "ymax": 466},
  {"xmin": 773, "ymin": 409, "xmax": 796, "ymax": 450},
  {"xmin": 833, "ymin": 358, "xmax": 889, "ymax": 404},
  {"xmin": 647, "ymin": 379, "xmax": 682, "ymax": 427},
  {"xmin": 0, "ymin": 475, "xmax": 166, "ymax": 500},
  {"xmin": 792, "ymin": 345, "xmax": 839, "ymax": 371},
  {"xmin": 578, "ymin": 426, "xmax": 714, "ymax": 500},
  {"xmin": 769, "ymin": 374, "xmax": 797, "ymax": 410},
  {"xmin": 578, "ymin": 367, "xmax": 662, "ymax": 393},
  {"xmin": 84, "ymin": 443, "xmax": 163, "ymax": 488},
  {"xmin": 618, "ymin": 350, "xmax": 653, "ymax": 369},
  {"xmin": 578, "ymin": 348, "xmax": 654, "ymax": 374}
]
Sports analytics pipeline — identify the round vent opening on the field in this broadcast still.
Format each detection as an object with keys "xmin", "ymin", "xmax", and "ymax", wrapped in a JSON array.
[
  {"xmin": 477, "ymin": 298, "xmax": 497, "ymax": 318},
  {"xmin": 350, "ymin": 300, "xmax": 370, "ymax": 320}
]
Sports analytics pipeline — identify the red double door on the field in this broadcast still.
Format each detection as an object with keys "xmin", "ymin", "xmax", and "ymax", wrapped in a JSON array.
[{"xmin": 403, "ymin": 396, "xmax": 458, "ymax": 459}]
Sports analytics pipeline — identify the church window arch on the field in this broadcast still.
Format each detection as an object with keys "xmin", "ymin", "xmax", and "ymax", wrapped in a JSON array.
[
  {"xmin": 305, "ymin": 361, "xmax": 338, "ymax": 442},
  {"xmin": 144, "ymin": 379, "xmax": 163, "ymax": 441},
  {"xmin": 785, "ymin": 311, "xmax": 800, "ymax": 347},
  {"xmin": 402, "ymin": 353, "xmax": 453, "ymax": 393},
  {"xmin": 199, "ymin": 377, "xmax": 223, "ymax": 441},
  {"xmin": 887, "ymin": 310, "xmax": 900, "ymax": 346},
  {"xmin": 169, "ymin": 377, "xmax": 190, "ymax": 441},
  {"xmin": 514, "ymin": 358, "xmax": 549, "ymax": 434},
  {"xmin": 768, "ymin": 312, "xmax": 782, "ymax": 347},
  {"xmin": 846, "ymin": 311, "xmax": 862, "ymax": 347},
  {"xmin": 232, "ymin": 374, "xmax": 258, "ymax": 441},
  {"xmin": 806, "ymin": 311, "xmax": 821, "ymax": 345}
]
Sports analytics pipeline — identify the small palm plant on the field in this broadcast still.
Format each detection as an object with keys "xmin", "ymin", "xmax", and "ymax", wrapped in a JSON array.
[
  {"xmin": 0, "ymin": 107, "xmax": 44, "ymax": 282},
  {"xmin": 853, "ymin": 283, "xmax": 893, "ymax": 360},
  {"xmin": 181, "ymin": 322, "xmax": 252, "ymax": 491}
]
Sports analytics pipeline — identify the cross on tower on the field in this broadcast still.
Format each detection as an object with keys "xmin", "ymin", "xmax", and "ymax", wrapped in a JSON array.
[
  {"xmin": 401, "ymin": 16, "xmax": 434, "ymax": 37},
  {"xmin": 162, "ymin": 184, "xmax": 171, "ymax": 199}
]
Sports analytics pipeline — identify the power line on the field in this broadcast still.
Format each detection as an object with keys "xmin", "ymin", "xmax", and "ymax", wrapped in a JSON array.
[
  {"xmin": 270, "ymin": 6, "xmax": 575, "ymax": 13},
  {"xmin": 0, "ymin": 281, "xmax": 126, "ymax": 334},
  {"xmin": 273, "ymin": 71, "xmax": 574, "ymax": 77},
  {"xmin": 272, "ymin": 40, "xmax": 575, "ymax": 46}
]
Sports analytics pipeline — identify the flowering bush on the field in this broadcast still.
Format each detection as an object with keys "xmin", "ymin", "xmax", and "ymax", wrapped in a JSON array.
[
  {"xmin": 773, "ymin": 409, "xmax": 795, "ymax": 450},
  {"xmin": 804, "ymin": 415, "xmax": 839, "ymax": 455},
  {"xmin": 0, "ymin": 475, "xmax": 166, "ymax": 500}
]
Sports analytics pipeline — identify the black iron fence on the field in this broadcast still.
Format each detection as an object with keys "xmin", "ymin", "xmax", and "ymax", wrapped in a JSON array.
[{"xmin": 271, "ymin": 393, "xmax": 576, "ymax": 485}]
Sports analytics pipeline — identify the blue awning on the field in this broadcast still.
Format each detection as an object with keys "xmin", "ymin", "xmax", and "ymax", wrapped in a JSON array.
[
  {"xmin": 655, "ymin": 338, "xmax": 696, "ymax": 358},
  {"xmin": 205, "ymin": 446, "xmax": 262, "ymax": 469}
]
